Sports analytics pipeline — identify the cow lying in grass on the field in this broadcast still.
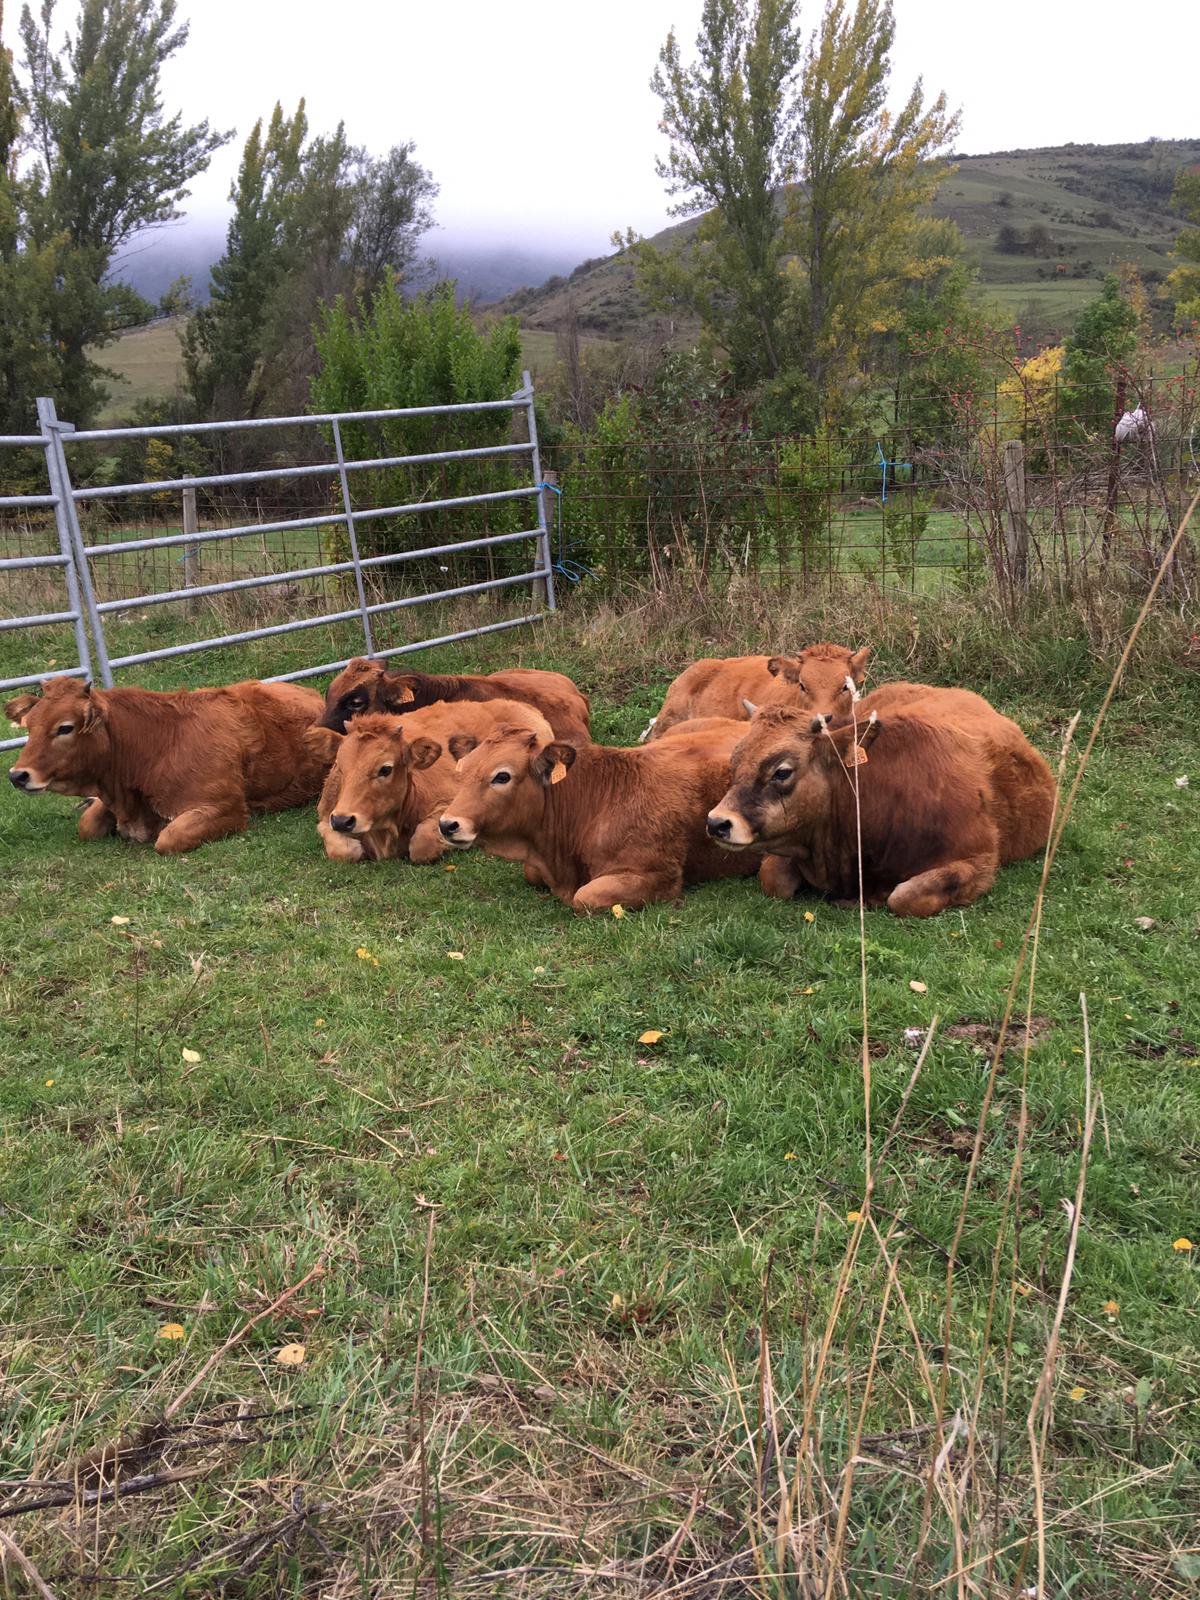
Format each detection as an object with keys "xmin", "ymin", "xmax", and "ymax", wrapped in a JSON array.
[
  {"xmin": 309, "ymin": 699, "xmax": 552, "ymax": 863},
  {"xmin": 437, "ymin": 720, "xmax": 760, "ymax": 912},
  {"xmin": 705, "ymin": 683, "xmax": 1056, "ymax": 917},
  {"xmin": 643, "ymin": 642, "xmax": 870, "ymax": 740},
  {"xmin": 318, "ymin": 657, "xmax": 590, "ymax": 743},
  {"xmin": 5, "ymin": 676, "xmax": 329, "ymax": 853}
]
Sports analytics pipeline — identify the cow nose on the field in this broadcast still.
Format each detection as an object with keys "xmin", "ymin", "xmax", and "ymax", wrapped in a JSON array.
[
  {"xmin": 439, "ymin": 817, "xmax": 459, "ymax": 839},
  {"xmin": 9, "ymin": 768, "xmax": 30, "ymax": 789},
  {"xmin": 330, "ymin": 812, "xmax": 356, "ymax": 833},
  {"xmin": 706, "ymin": 813, "xmax": 733, "ymax": 840}
]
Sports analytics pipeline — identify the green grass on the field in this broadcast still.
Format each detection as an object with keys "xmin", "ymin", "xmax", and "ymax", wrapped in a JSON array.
[
  {"xmin": 95, "ymin": 318, "xmax": 187, "ymax": 422},
  {"xmin": 1, "ymin": 606, "xmax": 1198, "ymax": 1596}
]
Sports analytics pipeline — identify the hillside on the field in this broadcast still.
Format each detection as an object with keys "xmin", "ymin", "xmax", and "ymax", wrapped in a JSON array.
[{"xmin": 502, "ymin": 138, "xmax": 1200, "ymax": 342}]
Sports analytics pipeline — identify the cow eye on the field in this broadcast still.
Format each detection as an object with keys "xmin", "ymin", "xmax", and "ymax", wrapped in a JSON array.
[
  {"xmin": 377, "ymin": 764, "xmax": 393, "ymax": 778},
  {"xmin": 491, "ymin": 771, "xmax": 512, "ymax": 786},
  {"xmin": 773, "ymin": 765, "xmax": 794, "ymax": 783},
  {"xmin": 55, "ymin": 722, "xmax": 74, "ymax": 736}
]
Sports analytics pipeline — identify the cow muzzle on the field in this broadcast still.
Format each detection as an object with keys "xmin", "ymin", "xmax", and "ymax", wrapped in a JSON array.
[
  {"xmin": 705, "ymin": 808, "xmax": 757, "ymax": 849},
  {"xmin": 329, "ymin": 811, "xmax": 359, "ymax": 834},
  {"xmin": 438, "ymin": 816, "xmax": 475, "ymax": 847},
  {"xmin": 8, "ymin": 767, "xmax": 45, "ymax": 793}
]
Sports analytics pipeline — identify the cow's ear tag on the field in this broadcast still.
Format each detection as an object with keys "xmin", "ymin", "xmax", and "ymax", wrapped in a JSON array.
[
  {"xmin": 550, "ymin": 761, "xmax": 569, "ymax": 784},
  {"xmin": 396, "ymin": 684, "xmax": 415, "ymax": 704},
  {"xmin": 847, "ymin": 744, "xmax": 869, "ymax": 767}
]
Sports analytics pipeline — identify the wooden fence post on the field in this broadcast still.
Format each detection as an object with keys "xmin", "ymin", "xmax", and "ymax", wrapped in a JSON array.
[
  {"xmin": 1001, "ymin": 439, "xmax": 1029, "ymax": 589},
  {"xmin": 181, "ymin": 479, "xmax": 199, "ymax": 614}
]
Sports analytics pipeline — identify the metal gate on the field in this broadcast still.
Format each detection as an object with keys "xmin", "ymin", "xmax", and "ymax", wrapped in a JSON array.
[{"xmin": 1, "ymin": 375, "xmax": 556, "ymax": 750}]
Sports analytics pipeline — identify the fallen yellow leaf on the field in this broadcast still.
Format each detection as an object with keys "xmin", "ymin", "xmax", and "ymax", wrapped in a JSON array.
[
  {"xmin": 1173, "ymin": 1237, "xmax": 1193, "ymax": 1252},
  {"xmin": 314, "ymin": 1018, "xmax": 325, "ymax": 1028},
  {"xmin": 274, "ymin": 1343, "xmax": 306, "ymax": 1367},
  {"xmin": 846, "ymin": 1209, "xmax": 862, "ymax": 1223},
  {"xmin": 444, "ymin": 863, "xmax": 456, "ymax": 872},
  {"xmin": 783, "ymin": 1151, "xmax": 797, "ymax": 1161},
  {"xmin": 1068, "ymin": 1385, "xmax": 1086, "ymax": 1401},
  {"xmin": 638, "ymin": 1029, "xmax": 665, "ymax": 1045},
  {"xmin": 110, "ymin": 915, "xmax": 131, "ymax": 926},
  {"xmin": 610, "ymin": 1292, "xmax": 624, "ymax": 1310},
  {"xmin": 181, "ymin": 1047, "xmax": 201, "ymax": 1064},
  {"xmin": 1015, "ymin": 1283, "xmax": 1032, "ymax": 1297},
  {"xmin": 446, "ymin": 951, "xmax": 465, "ymax": 961},
  {"xmin": 44, "ymin": 1078, "xmax": 55, "ymax": 1088},
  {"xmin": 611, "ymin": 904, "xmax": 625, "ymax": 919},
  {"xmin": 909, "ymin": 980, "xmax": 927, "ymax": 994},
  {"xmin": 803, "ymin": 910, "xmax": 815, "ymax": 923},
  {"xmin": 802, "ymin": 985, "xmax": 815, "ymax": 995},
  {"xmin": 157, "ymin": 1322, "xmax": 185, "ymax": 1341},
  {"xmin": 1102, "ymin": 1300, "xmax": 1120, "ymax": 1316}
]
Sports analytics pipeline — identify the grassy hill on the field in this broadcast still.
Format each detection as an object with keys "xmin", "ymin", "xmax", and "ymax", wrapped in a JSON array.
[{"xmin": 503, "ymin": 138, "xmax": 1200, "ymax": 342}]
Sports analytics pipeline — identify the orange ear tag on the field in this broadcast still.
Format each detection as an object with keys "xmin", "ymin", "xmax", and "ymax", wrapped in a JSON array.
[
  {"xmin": 549, "ymin": 761, "xmax": 569, "ymax": 784},
  {"xmin": 846, "ymin": 744, "xmax": 869, "ymax": 767}
]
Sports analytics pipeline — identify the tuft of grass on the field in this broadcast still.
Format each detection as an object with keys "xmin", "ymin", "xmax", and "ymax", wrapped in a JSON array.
[{"xmin": 1, "ymin": 589, "xmax": 1198, "ymax": 1594}]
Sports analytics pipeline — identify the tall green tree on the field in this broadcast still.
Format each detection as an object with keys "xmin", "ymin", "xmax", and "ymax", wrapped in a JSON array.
[
  {"xmin": 184, "ymin": 104, "xmax": 436, "ymax": 418},
  {"xmin": 1167, "ymin": 167, "xmax": 1200, "ymax": 326},
  {"xmin": 634, "ymin": 0, "xmax": 958, "ymax": 426},
  {"xmin": 1060, "ymin": 274, "xmax": 1139, "ymax": 433},
  {"xmin": 11, "ymin": 0, "xmax": 228, "ymax": 423}
]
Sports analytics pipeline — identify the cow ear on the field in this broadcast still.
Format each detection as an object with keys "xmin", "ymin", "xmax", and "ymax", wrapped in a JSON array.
[
  {"xmin": 406, "ymin": 736, "xmax": 441, "ymax": 771},
  {"xmin": 388, "ymin": 677, "xmax": 416, "ymax": 706},
  {"xmin": 448, "ymin": 733, "xmax": 479, "ymax": 762},
  {"xmin": 813, "ymin": 712, "xmax": 879, "ymax": 767},
  {"xmin": 849, "ymin": 646, "xmax": 871, "ymax": 680},
  {"xmin": 4, "ymin": 693, "xmax": 38, "ymax": 727},
  {"xmin": 532, "ymin": 742, "xmax": 577, "ymax": 785},
  {"xmin": 767, "ymin": 656, "xmax": 802, "ymax": 684},
  {"xmin": 304, "ymin": 726, "xmax": 343, "ymax": 763}
]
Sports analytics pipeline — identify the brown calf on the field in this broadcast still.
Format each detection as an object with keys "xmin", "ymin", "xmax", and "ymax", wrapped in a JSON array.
[
  {"xmin": 645, "ymin": 642, "xmax": 870, "ymax": 740},
  {"xmin": 310, "ymin": 698, "xmax": 552, "ymax": 863},
  {"xmin": 437, "ymin": 720, "xmax": 760, "ymax": 913},
  {"xmin": 706, "ymin": 683, "xmax": 1055, "ymax": 917},
  {"xmin": 318, "ymin": 657, "xmax": 590, "ymax": 743},
  {"xmin": 6, "ymin": 676, "xmax": 328, "ymax": 853}
]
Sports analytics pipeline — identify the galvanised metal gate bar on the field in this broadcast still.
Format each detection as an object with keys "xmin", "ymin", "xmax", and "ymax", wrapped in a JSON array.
[
  {"xmin": 22, "ymin": 372, "xmax": 556, "ymax": 691},
  {"xmin": 0, "ymin": 399, "xmax": 95, "ymax": 752}
]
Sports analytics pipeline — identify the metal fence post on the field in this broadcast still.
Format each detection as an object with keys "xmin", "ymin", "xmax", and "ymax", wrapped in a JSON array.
[
  {"xmin": 36, "ymin": 397, "xmax": 109, "ymax": 685},
  {"xmin": 521, "ymin": 371, "xmax": 556, "ymax": 612},
  {"xmin": 331, "ymin": 418, "xmax": 376, "ymax": 658},
  {"xmin": 181, "ymin": 478, "xmax": 200, "ymax": 614}
]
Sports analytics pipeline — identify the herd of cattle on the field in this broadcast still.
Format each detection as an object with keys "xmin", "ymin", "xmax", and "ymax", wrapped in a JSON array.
[{"xmin": 4, "ymin": 640, "xmax": 1057, "ymax": 917}]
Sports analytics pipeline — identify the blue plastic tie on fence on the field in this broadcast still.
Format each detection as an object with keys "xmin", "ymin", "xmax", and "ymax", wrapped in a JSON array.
[
  {"xmin": 876, "ymin": 442, "xmax": 910, "ymax": 504},
  {"xmin": 536, "ymin": 480, "xmax": 595, "ymax": 584}
]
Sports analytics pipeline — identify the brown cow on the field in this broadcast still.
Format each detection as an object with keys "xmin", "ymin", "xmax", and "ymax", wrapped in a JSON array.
[
  {"xmin": 5, "ymin": 676, "xmax": 329, "ymax": 853},
  {"xmin": 318, "ymin": 657, "xmax": 590, "ymax": 743},
  {"xmin": 644, "ymin": 642, "xmax": 870, "ymax": 740},
  {"xmin": 309, "ymin": 698, "xmax": 552, "ymax": 863},
  {"xmin": 705, "ymin": 684, "xmax": 1055, "ymax": 917},
  {"xmin": 436, "ymin": 720, "xmax": 760, "ymax": 913}
]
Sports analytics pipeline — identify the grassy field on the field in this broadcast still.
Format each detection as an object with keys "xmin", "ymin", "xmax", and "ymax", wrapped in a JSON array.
[{"xmin": 1, "ymin": 595, "xmax": 1199, "ymax": 1597}]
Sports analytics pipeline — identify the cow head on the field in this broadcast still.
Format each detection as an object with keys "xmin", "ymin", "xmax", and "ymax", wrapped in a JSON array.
[
  {"xmin": 318, "ymin": 658, "xmax": 407, "ymax": 732},
  {"xmin": 7, "ymin": 678, "xmax": 107, "ymax": 796},
  {"xmin": 319, "ymin": 714, "xmax": 440, "ymax": 837},
  {"xmin": 437, "ymin": 726, "xmax": 576, "ymax": 849},
  {"xmin": 761, "ymin": 643, "xmax": 871, "ymax": 721},
  {"xmin": 706, "ymin": 704, "xmax": 881, "ymax": 850}
]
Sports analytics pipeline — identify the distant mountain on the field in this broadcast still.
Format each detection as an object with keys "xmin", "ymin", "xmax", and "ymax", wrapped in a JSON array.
[
  {"xmin": 500, "ymin": 138, "xmax": 1200, "ymax": 342},
  {"xmin": 109, "ymin": 226, "xmax": 584, "ymax": 309}
]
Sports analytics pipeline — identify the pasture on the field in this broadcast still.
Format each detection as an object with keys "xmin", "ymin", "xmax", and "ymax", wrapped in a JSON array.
[{"xmin": 2, "ymin": 595, "xmax": 1198, "ymax": 1597}]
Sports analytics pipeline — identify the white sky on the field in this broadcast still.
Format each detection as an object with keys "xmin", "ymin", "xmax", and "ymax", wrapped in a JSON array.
[{"xmin": 9, "ymin": 0, "xmax": 1199, "ymax": 253}]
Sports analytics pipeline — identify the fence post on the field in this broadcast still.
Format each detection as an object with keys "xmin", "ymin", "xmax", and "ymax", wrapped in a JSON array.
[
  {"xmin": 1001, "ymin": 438, "xmax": 1029, "ymax": 589},
  {"xmin": 520, "ymin": 371, "xmax": 556, "ymax": 613},
  {"xmin": 330, "ymin": 418, "xmax": 376, "ymax": 659},
  {"xmin": 36, "ymin": 396, "xmax": 112, "ymax": 686},
  {"xmin": 28, "ymin": 401, "xmax": 94, "ymax": 690},
  {"xmin": 181, "ymin": 478, "xmax": 199, "ymax": 615}
]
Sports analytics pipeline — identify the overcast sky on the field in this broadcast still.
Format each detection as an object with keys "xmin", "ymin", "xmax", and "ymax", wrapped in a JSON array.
[{"xmin": 12, "ymin": 0, "xmax": 1199, "ymax": 253}]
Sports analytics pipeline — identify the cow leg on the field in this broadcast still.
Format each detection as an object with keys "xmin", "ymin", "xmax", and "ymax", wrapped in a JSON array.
[
  {"xmin": 887, "ymin": 855, "xmax": 998, "ymax": 918},
  {"xmin": 154, "ymin": 801, "xmax": 249, "ymax": 855},
  {"xmin": 407, "ymin": 817, "xmax": 448, "ymax": 864},
  {"xmin": 759, "ymin": 854, "xmax": 806, "ymax": 900},
  {"xmin": 572, "ymin": 868, "xmax": 682, "ymax": 914},
  {"xmin": 77, "ymin": 799, "xmax": 116, "ymax": 840},
  {"xmin": 523, "ymin": 861, "xmax": 549, "ymax": 888}
]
